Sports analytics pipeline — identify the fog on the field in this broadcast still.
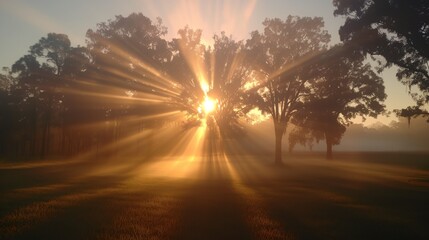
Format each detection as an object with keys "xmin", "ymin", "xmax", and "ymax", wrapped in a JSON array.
[{"xmin": 246, "ymin": 116, "xmax": 429, "ymax": 153}]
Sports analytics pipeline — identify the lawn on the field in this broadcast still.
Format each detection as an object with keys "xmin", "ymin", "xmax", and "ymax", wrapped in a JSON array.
[{"xmin": 1, "ymin": 150, "xmax": 429, "ymax": 240}]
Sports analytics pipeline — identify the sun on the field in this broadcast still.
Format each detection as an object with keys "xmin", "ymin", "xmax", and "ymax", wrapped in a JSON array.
[{"xmin": 202, "ymin": 96, "xmax": 216, "ymax": 114}]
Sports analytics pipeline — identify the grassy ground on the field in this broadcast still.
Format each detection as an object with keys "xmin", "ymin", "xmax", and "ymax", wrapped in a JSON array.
[{"xmin": 1, "ymin": 145, "xmax": 429, "ymax": 239}]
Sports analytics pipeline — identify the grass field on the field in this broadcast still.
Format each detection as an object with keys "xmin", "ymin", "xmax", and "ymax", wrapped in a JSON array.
[{"xmin": 1, "ymin": 147, "xmax": 429, "ymax": 239}]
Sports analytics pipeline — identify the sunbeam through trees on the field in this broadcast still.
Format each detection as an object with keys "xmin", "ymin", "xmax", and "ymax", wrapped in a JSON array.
[{"xmin": 0, "ymin": 1, "xmax": 429, "ymax": 239}]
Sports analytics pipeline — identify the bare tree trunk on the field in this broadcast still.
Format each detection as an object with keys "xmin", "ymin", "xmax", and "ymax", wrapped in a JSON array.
[{"xmin": 274, "ymin": 124, "xmax": 283, "ymax": 165}]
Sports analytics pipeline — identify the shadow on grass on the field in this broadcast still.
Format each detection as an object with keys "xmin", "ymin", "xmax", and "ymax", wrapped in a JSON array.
[{"xmin": 1, "ymin": 132, "xmax": 429, "ymax": 240}]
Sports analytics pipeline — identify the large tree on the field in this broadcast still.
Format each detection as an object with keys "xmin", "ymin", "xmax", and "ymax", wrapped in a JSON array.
[
  {"xmin": 206, "ymin": 32, "xmax": 250, "ymax": 135},
  {"xmin": 167, "ymin": 26, "xmax": 207, "ymax": 116},
  {"xmin": 84, "ymin": 13, "xmax": 179, "ymax": 150},
  {"xmin": 245, "ymin": 16, "xmax": 331, "ymax": 164},
  {"xmin": 85, "ymin": 13, "xmax": 176, "ymax": 114},
  {"xmin": 292, "ymin": 45, "xmax": 386, "ymax": 159},
  {"xmin": 333, "ymin": 0, "xmax": 429, "ymax": 103}
]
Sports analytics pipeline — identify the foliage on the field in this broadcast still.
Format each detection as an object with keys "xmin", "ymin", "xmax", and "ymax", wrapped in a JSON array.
[
  {"xmin": 167, "ymin": 26, "xmax": 206, "ymax": 115},
  {"xmin": 333, "ymin": 0, "xmax": 429, "ymax": 103},
  {"xmin": 0, "ymin": 12, "xmax": 392, "ymax": 161},
  {"xmin": 292, "ymin": 45, "xmax": 386, "ymax": 158},
  {"xmin": 206, "ymin": 32, "xmax": 251, "ymax": 135},
  {"xmin": 394, "ymin": 105, "xmax": 429, "ymax": 128},
  {"xmin": 245, "ymin": 16, "xmax": 331, "ymax": 163}
]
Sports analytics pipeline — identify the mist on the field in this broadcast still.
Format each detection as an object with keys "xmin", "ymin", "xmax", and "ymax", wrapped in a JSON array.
[{"xmin": 246, "ymin": 116, "xmax": 429, "ymax": 153}]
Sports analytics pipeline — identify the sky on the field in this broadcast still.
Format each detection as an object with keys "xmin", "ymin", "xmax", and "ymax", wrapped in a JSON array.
[{"xmin": 0, "ymin": 0, "xmax": 419, "ymax": 126}]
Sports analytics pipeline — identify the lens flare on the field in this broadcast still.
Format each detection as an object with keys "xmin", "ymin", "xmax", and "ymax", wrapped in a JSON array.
[{"xmin": 203, "ymin": 96, "xmax": 216, "ymax": 114}]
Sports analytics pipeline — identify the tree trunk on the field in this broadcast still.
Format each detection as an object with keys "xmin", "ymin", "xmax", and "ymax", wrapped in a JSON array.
[
  {"xmin": 325, "ymin": 134, "xmax": 333, "ymax": 160},
  {"xmin": 274, "ymin": 125, "xmax": 283, "ymax": 165},
  {"xmin": 41, "ymin": 110, "xmax": 51, "ymax": 159}
]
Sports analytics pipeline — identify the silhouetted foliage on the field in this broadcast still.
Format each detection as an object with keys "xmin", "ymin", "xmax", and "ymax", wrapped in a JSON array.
[
  {"xmin": 334, "ymin": 0, "xmax": 429, "ymax": 103},
  {"xmin": 206, "ymin": 32, "xmax": 251, "ymax": 136},
  {"xmin": 0, "ymin": 11, "xmax": 393, "ymax": 161},
  {"xmin": 394, "ymin": 105, "xmax": 429, "ymax": 128},
  {"xmin": 83, "ymin": 13, "xmax": 184, "ymax": 156},
  {"xmin": 167, "ymin": 26, "xmax": 206, "ymax": 116},
  {"xmin": 291, "ymin": 45, "xmax": 386, "ymax": 159},
  {"xmin": 4, "ymin": 33, "xmax": 90, "ymax": 158},
  {"xmin": 245, "ymin": 16, "xmax": 331, "ymax": 164}
]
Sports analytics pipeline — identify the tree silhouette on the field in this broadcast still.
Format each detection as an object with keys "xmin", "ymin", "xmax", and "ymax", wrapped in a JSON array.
[
  {"xmin": 28, "ymin": 33, "xmax": 74, "ymax": 157},
  {"xmin": 84, "ymin": 13, "xmax": 180, "ymax": 155},
  {"xmin": 333, "ymin": 0, "xmax": 429, "ymax": 103},
  {"xmin": 394, "ymin": 105, "xmax": 429, "ymax": 128},
  {"xmin": 292, "ymin": 45, "xmax": 386, "ymax": 159},
  {"xmin": 245, "ymin": 16, "xmax": 330, "ymax": 164},
  {"xmin": 206, "ymin": 32, "xmax": 250, "ymax": 136},
  {"xmin": 7, "ymin": 34, "xmax": 89, "ymax": 158},
  {"xmin": 167, "ymin": 26, "xmax": 206, "ymax": 117},
  {"xmin": 0, "ymin": 70, "xmax": 14, "ymax": 155},
  {"xmin": 0, "ymin": 11, "xmax": 400, "ymax": 160},
  {"xmin": 10, "ymin": 53, "xmax": 46, "ymax": 158}
]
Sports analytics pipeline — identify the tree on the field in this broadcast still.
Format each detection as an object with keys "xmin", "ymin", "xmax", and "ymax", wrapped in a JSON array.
[
  {"xmin": 333, "ymin": 0, "xmax": 429, "ymax": 103},
  {"xmin": 167, "ymin": 26, "xmax": 206, "ymax": 116},
  {"xmin": 8, "ymin": 33, "xmax": 89, "ymax": 158},
  {"xmin": 85, "ymin": 12, "xmax": 177, "ymax": 104},
  {"xmin": 28, "ymin": 33, "xmax": 73, "ymax": 157},
  {"xmin": 292, "ymin": 45, "xmax": 386, "ymax": 159},
  {"xmin": 0, "ymin": 69, "xmax": 14, "ymax": 155},
  {"xmin": 394, "ymin": 105, "xmax": 429, "ymax": 128},
  {"xmin": 84, "ymin": 13, "xmax": 182, "ymax": 156},
  {"xmin": 85, "ymin": 12, "xmax": 175, "ymax": 114},
  {"xmin": 10, "ymin": 54, "xmax": 45, "ymax": 157},
  {"xmin": 86, "ymin": 13, "xmax": 173, "ymax": 100},
  {"xmin": 245, "ymin": 16, "xmax": 331, "ymax": 164},
  {"xmin": 206, "ymin": 32, "xmax": 250, "ymax": 135}
]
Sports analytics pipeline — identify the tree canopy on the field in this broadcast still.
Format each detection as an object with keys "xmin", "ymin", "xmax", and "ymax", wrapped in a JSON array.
[
  {"xmin": 334, "ymin": 0, "xmax": 429, "ymax": 103},
  {"xmin": 0, "ymin": 12, "xmax": 390, "ymax": 162},
  {"xmin": 245, "ymin": 16, "xmax": 331, "ymax": 164},
  {"xmin": 291, "ymin": 45, "xmax": 386, "ymax": 159}
]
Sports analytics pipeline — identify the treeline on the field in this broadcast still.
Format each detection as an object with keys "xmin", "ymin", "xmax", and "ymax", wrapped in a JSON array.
[
  {"xmin": 1, "ymin": 0, "xmax": 428, "ymax": 162},
  {"xmin": 0, "ymin": 14, "xmax": 188, "ymax": 159},
  {"xmin": 0, "ymin": 13, "xmax": 386, "ymax": 162}
]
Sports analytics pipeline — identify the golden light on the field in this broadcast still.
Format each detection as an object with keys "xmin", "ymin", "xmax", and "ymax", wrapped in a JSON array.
[
  {"xmin": 202, "ymin": 96, "xmax": 216, "ymax": 114},
  {"xmin": 201, "ymin": 81, "xmax": 210, "ymax": 94}
]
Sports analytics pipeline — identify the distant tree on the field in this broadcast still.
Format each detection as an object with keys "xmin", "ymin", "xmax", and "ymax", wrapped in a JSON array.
[
  {"xmin": 0, "ymin": 68, "xmax": 13, "ymax": 90},
  {"xmin": 333, "ymin": 0, "xmax": 429, "ymax": 103},
  {"xmin": 394, "ymin": 105, "xmax": 429, "ymax": 128},
  {"xmin": 245, "ymin": 16, "xmax": 330, "ymax": 164},
  {"xmin": 288, "ymin": 126, "xmax": 315, "ymax": 153},
  {"xmin": 292, "ymin": 45, "xmax": 386, "ymax": 159}
]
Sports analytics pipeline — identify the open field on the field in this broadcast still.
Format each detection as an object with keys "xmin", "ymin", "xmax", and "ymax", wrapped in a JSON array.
[{"xmin": 1, "ymin": 149, "xmax": 429, "ymax": 240}]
